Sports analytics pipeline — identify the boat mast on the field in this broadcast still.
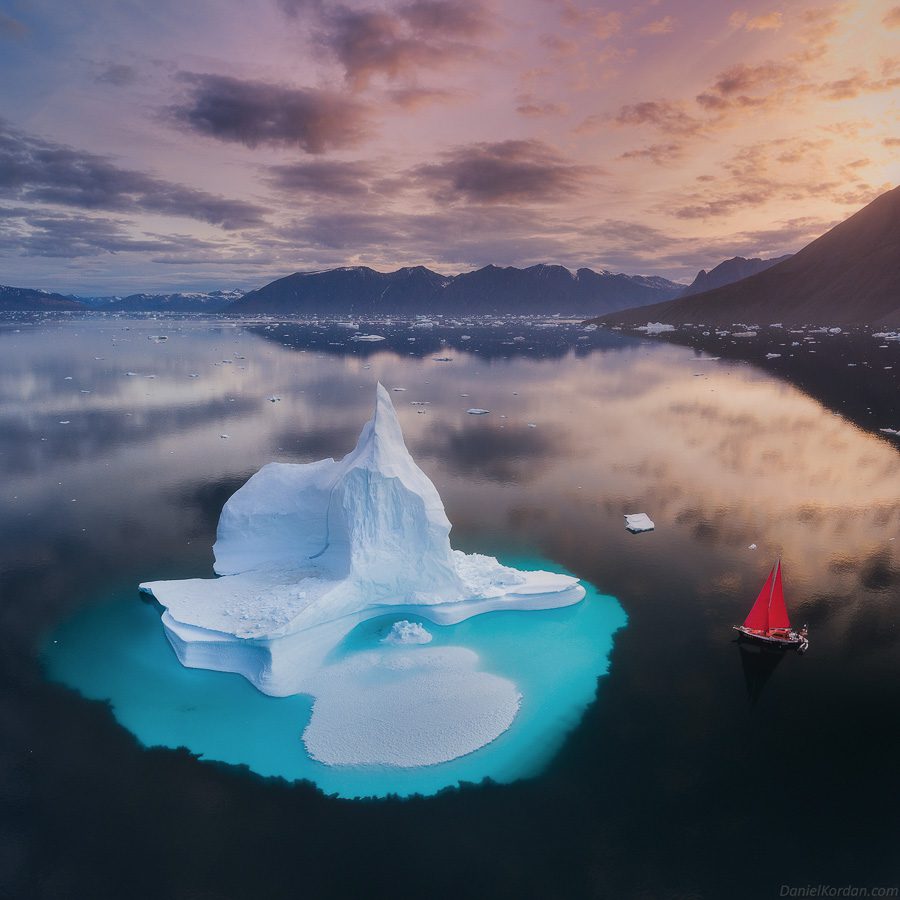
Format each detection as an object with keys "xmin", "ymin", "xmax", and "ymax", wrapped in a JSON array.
[{"xmin": 766, "ymin": 559, "xmax": 780, "ymax": 631}]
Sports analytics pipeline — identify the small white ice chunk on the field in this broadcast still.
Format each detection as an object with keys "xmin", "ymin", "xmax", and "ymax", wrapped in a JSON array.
[
  {"xmin": 467, "ymin": 408, "xmax": 490, "ymax": 415},
  {"xmin": 624, "ymin": 513, "xmax": 655, "ymax": 533},
  {"xmin": 383, "ymin": 620, "xmax": 433, "ymax": 645}
]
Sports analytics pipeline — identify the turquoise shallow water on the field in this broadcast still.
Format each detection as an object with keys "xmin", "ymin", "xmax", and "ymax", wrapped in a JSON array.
[{"xmin": 42, "ymin": 556, "xmax": 626, "ymax": 799}]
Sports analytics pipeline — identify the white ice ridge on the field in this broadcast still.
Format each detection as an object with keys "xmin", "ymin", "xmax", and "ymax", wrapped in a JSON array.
[{"xmin": 140, "ymin": 384, "xmax": 584, "ymax": 766}]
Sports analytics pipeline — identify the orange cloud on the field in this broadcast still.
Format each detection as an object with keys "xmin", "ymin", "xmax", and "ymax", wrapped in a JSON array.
[
  {"xmin": 883, "ymin": 6, "xmax": 900, "ymax": 28},
  {"xmin": 611, "ymin": 100, "xmax": 703, "ymax": 135},
  {"xmin": 729, "ymin": 10, "xmax": 783, "ymax": 31},
  {"xmin": 618, "ymin": 142, "xmax": 684, "ymax": 165}
]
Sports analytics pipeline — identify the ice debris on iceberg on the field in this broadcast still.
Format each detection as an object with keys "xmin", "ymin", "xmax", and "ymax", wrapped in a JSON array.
[
  {"xmin": 140, "ymin": 384, "xmax": 585, "ymax": 766},
  {"xmin": 383, "ymin": 620, "xmax": 433, "ymax": 645}
]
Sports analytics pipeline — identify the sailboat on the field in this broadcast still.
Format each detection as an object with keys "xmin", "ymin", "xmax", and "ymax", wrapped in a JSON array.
[{"xmin": 734, "ymin": 560, "xmax": 809, "ymax": 652}]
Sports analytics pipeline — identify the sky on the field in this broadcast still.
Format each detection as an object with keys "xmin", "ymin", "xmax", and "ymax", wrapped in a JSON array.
[{"xmin": 0, "ymin": 0, "xmax": 897, "ymax": 294}]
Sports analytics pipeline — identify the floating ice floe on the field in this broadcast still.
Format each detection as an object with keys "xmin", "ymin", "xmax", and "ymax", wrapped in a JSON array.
[
  {"xmin": 624, "ymin": 513, "xmax": 655, "ymax": 534},
  {"xmin": 351, "ymin": 334, "xmax": 386, "ymax": 342},
  {"xmin": 140, "ymin": 384, "xmax": 584, "ymax": 767},
  {"xmin": 467, "ymin": 408, "xmax": 490, "ymax": 415},
  {"xmin": 638, "ymin": 322, "xmax": 675, "ymax": 335}
]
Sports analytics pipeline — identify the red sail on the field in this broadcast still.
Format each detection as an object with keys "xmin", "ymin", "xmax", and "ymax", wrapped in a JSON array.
[
  {"xmin": 743, "ymin": 563, "xmax": 776, "ymax": 631},
  {"xmin": 767, "ymin": 561, "xmax": 791, "ymax": 629}
]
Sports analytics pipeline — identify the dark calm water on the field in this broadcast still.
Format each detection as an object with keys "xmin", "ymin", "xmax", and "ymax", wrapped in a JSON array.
[{"xmin": 1, "ymin": 315, "xmax": 898, "ymax": 899}]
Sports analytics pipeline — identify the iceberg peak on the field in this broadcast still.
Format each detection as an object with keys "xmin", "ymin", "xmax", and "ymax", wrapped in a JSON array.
[{"xmin": 342, "ymin": 383, "xmax": 435, "ymax": 489}]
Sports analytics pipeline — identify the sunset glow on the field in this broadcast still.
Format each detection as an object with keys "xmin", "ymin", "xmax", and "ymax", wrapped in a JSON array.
[{"xmin": 1, "ymin": 0, "xmax": 898, "ymax": 292}]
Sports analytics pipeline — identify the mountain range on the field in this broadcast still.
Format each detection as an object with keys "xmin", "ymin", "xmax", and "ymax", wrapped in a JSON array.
[
  {"xmin": 231, "ymin": 264, "xmax": 685, "ymax": 316},
  {"xmin": 594, "ymin": 185, "xmax": 900, "ymax": 327},
  {"xmin": 5, "ymin": 186, "xmax": 897, "ymax": 321},
  {"xmin": 0, "ymin": 266, "xmax": 690, "ymax": 315},
  {"xmin": 73, "ymin": 290, "xmax": 244, "ymax": 312}
]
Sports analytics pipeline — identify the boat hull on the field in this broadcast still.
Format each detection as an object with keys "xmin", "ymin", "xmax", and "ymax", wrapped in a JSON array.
[{"xmin": 733, "ymin": 626, "xmax": 803, "ymax": 649}]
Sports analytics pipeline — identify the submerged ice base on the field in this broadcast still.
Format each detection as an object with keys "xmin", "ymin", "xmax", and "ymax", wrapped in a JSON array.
[
  {"xmin": 140, "ymin": 384, "xmax": 586, "ymax": 767},
  {"xmin": 45, "ymin": 564, "xmax": 626, "ymax": 798}
]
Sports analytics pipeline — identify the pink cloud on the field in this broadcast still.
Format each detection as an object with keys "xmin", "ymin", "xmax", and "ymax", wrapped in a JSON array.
[{"xmin": 640, "ymin": 15, "xmax": 676, "ymax": 35}]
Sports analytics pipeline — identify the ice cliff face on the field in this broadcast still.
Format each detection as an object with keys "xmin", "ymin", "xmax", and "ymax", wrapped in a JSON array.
[{"xmin": 212, "ymin": 384, "xmax": 466, "ymax": 617}]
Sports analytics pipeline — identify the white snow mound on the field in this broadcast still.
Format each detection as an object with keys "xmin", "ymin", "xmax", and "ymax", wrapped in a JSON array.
[{"xmin": 383, "ymin": 620, "xmax": 433, "ymax": 645}]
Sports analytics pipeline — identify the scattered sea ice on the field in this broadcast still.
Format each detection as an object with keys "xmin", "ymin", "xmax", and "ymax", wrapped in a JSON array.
[{"xmin": 624, "ymin": 513, "xmax": 654, "ymax": 534}]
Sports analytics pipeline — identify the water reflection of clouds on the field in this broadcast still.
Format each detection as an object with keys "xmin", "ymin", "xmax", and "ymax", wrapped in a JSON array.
[
  {"xmin": 2, "ymin": 318, "xmax": 897, "ymax": 642},
  {"xmin": 418, "ymin": 422, "xmax": 560, "ymax": 484},
  {"xmin": 0, "ymin": 398, "xmax": 259, "ymax": 475}
]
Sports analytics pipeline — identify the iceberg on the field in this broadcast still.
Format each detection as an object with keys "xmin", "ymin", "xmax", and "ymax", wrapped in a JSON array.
[{"xmin": 140, "ymin": 384, "xmax": 585, "ymax": 766}]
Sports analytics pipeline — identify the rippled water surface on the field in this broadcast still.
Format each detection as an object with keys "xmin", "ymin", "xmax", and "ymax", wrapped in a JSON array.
[{"xmin": 2, "ymin": 316, "xmax": 898, "ymax": 899}]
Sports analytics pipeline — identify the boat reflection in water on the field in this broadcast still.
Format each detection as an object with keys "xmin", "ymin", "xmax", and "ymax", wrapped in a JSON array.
[{"xmin": 737, "ymin": 640, "xmax": 788, "ymax": 706}]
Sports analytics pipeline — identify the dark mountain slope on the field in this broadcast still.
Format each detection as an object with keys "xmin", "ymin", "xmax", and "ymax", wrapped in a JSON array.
[
  {"xmin": 680, "ymin": 255, "xmax": 791, "ymax": 297},
  {"xmin": 0, "ymin": 285, "xmax": 85, "ymax": 311},
  {"xmin": 592, "ymin": 186, "xmax": 900, "ymax": 326}
]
